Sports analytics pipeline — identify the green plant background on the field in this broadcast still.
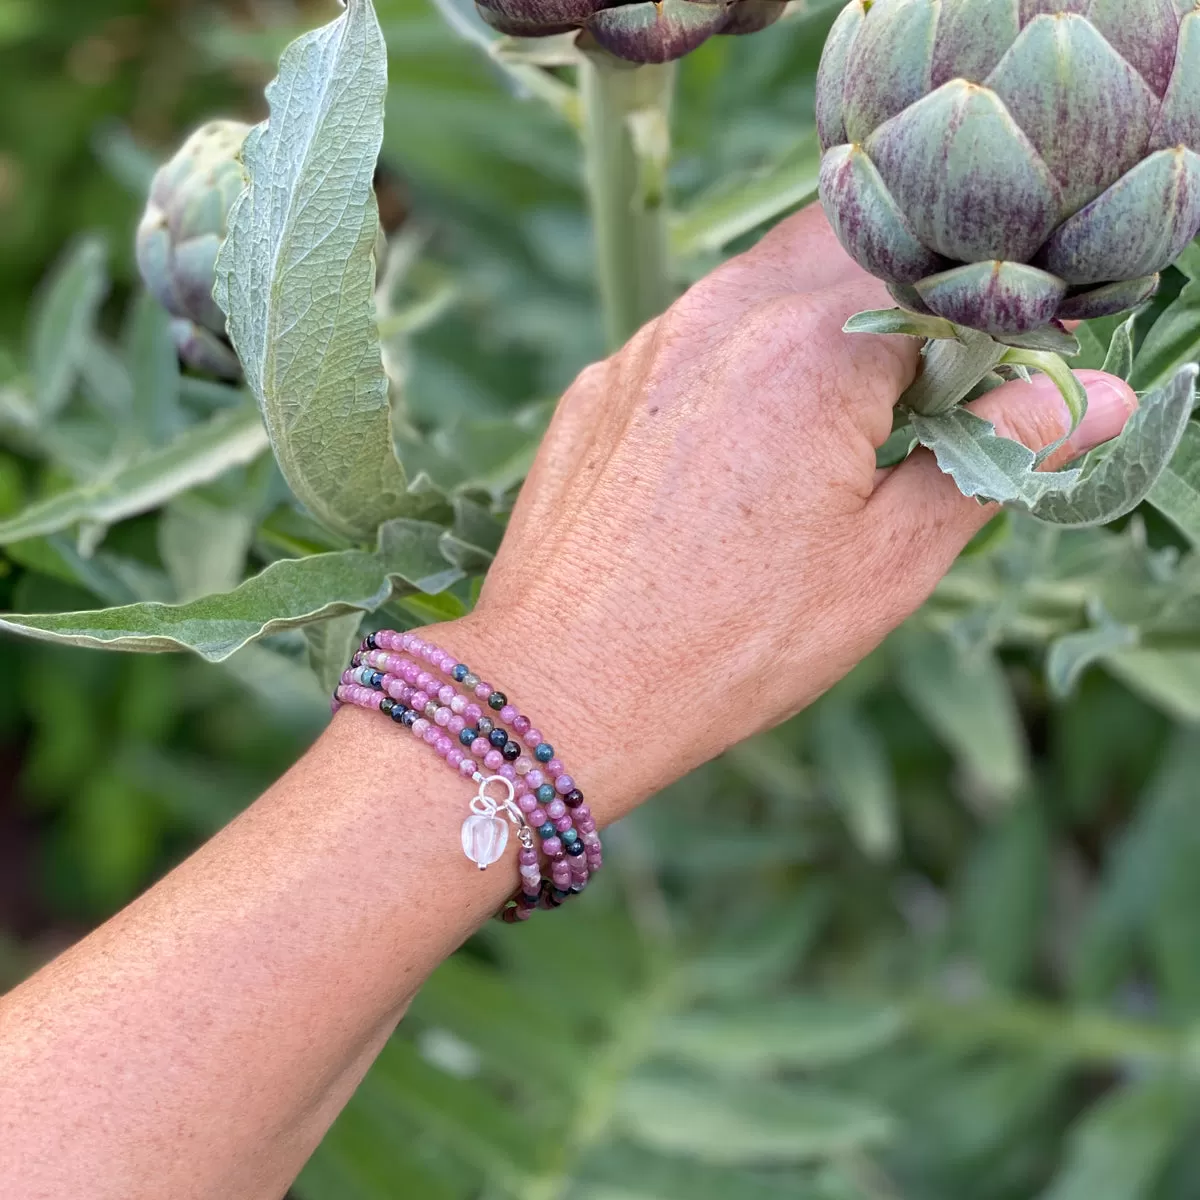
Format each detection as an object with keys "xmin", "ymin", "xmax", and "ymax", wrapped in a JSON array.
[{"xmin": 5, "ymin": 1, "xmax": 1200, "ymax": 1197}]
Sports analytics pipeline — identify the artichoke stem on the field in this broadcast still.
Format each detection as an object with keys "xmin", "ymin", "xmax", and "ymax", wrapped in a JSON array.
[{"xmin": 579, "ymin": 47, "xmax": 676, "ymax": 350}]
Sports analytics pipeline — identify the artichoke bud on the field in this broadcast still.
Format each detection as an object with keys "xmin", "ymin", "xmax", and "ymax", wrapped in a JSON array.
[
  {"xmin": 474, "ymin": 0, "xmax": 786, "ymax": 63},
  {"xmin": 816, "ymin": 0, "xmax": 1200, "ymax": 337},
  {"xmin": 135, "ymin": 120, "xmax": 250, "ymax": 378}
]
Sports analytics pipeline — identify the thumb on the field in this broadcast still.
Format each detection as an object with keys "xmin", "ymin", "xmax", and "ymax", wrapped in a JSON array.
[{"xmin": 869, "ymin": 367, "xmax": 1138, "ymax": 588}]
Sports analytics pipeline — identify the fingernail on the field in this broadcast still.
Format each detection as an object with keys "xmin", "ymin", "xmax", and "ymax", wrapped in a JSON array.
[{"xmin": 1072, "ymin": 372, "xmax": 1137, "ymax": 453}]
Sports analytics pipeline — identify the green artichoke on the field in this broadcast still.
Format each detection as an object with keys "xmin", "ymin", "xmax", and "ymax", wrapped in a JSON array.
[
  {"xmin": 816, "ymin": 0, "xmax": 1200, "ymax": 337},
  {"xmin": 476, "ymin": 0, "xmax": 785, "ymax": 64},
  {"xmin": 136, "ymin": 120, "xmax": 250, "ymax": 378}
]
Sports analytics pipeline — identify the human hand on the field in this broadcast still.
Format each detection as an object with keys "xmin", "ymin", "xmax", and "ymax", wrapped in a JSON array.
[{"xmin": 442, "ymin": 205, "xmax": 1136, "ymax": 818}]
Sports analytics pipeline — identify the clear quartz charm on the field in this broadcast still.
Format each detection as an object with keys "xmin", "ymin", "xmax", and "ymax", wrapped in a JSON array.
[{"xmin": 461, "ymin": 813, "xmax": 509, "ymax": 869}]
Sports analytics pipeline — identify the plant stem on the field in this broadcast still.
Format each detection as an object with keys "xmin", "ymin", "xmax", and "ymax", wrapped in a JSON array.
[{"xmin": 579, "ymin": 48, "xmax": 676, "ymax": 350}]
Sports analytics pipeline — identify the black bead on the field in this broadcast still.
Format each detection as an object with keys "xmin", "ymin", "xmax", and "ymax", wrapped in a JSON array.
[
  {"xmin": 564, "ymin": 789, "xmax": 585, "ymax": 808},
  {"xmin": 488, "ymin": 691, "xmax": 507, "ymax": 711},
  {"xmin": 400, "ymin": 709, "xmax": 419, "ymax": 727},
  {"xmin": 366, "ymin": 632, "xmax": 377, "ymax": 650},
  {"xmin": 488, "ymin": 728, "xmax": 508, "ymax": 749},
  {"xmin": 391, "ymin": 705, "xmax": 409, "ymax": 723},
  {"xmin": 459, "ymin": 727, "xmax": 478, "ymax": 746},
  {"xmin": 501, "ymin": 741, "xmax": 521, "ymax": 762},
  {"xmin": 380, "ymin": 698, "xmax": 395, "ymax": 716},
  {"xmin": 566, "ymin": 841, "xmax": 586, "ymax": 856},
  {"xmin": 477, "ymin": 716, "xmax": 495, "ymax": 736},
  {"xmin": 370, "ymin": 671, "xmax": 384, "ymax": 688}
]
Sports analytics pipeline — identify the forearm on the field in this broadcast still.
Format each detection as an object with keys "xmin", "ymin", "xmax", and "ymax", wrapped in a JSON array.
[{"xmin": 0, "ymin": 616, "xmax": 630, "ymax": 1200}]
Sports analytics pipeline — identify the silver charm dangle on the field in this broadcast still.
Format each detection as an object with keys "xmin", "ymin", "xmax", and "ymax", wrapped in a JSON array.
[{"xmin": 461, "ymin": 775, "xmax": 523, "ymax": 870}]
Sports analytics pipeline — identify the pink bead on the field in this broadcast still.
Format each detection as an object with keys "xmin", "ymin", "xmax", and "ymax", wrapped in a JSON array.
[
  {"xmin": 499, "ymin": 764, "xmax": 517, "ymax": 781},
  {"xmin": 448, "ymin": 715, "xmax": 466, "ymax": 736},
  {"xmin": 410, "ymin": 691, "xmax": 429, "ymax": 711},
  {"xmin": 475, "ymin": 682, "xmax": 492, "ymax": 700},
  {"xmin": 408, "ymin": 637, "xmax": 425, "ymax": 655},
  {"xmin": 542, "ymin": 837, "xmax": 563, "ymax": 856},
  {"xmin": 465, "ymin": 703, "xmax": 483, "ymax": 723},
  {"xmin": 514, "ymin": 757, "xmax": 534, "ymax": 776},
  {"xmin": 555, "ymin": 774, "xmax": 575, "ymax": 794},
  {"xmin": 438, "ymin": 685, "xmax": 455, "ymax": 705},
  {"xmin": 417, "ymin": 673, "xmax": 436, "ymax": 692},
  {"xmin": 412, "ymin": 718, "xmax": 430, "ymax": 738},
  {"xmin": 574, "ymin": 805, "xmax": 591, "ymax": 822},
  {"xmin": 569, "ymin": 858, "xmax": 588, "ymax": 877},
  {"xmin": 579, "ymin": 818, "xmax": 597, "ymax": 833},
  {"xmin": 435, "ymin": 735, "xmax": 454, "ymax": 756},
  {"xmin": 500, "ymin": 705, "xmax": 518, "ymax": 724},
  {"xmin": 547, "ymin": 799, "xmax": 567, "ymax": 820},
  {"xmin": 484, "ymin": 750, "xmax": 504, "ymax": 770},
  {"xmin": 513, "ymin": 715, "xmax": 531, "ymax": 736},
  {"xmin": 423, "ymin": 726, "xmax": 439, "ymax": 746},
  {"xmin": 523, "ymin": 729, "xmax": 543, "ymax": 748},
  {"xmin": 518, "ymin": 794, "xmax": 538, "ymax": 814},
  {"xmin": 582, "ymin": 831, "xmax": 600, "ymax": 847},
  {"xmin": 403, "ymin": 663, "xmax": 420, "ymax": 684},
  {"xmin": 548, "ymin": 759, "xmax": 565, "ymax": 778},
  {"xmin": 554, "ymin": 815, "xmax": 573, "ymax": 833},
  {"xmin": 514, "ymin": 779, "xmax": 530, "ymax": 796},
  {"xmin": 530, "ymin": 808, "xmax": 548, "ymax": 826},
  {"xmin": 471, "ymin": 737, "xmax": 491, "ymax": 758},
  {"xmin": 526, "ymin": 770, "xmax": 544, "ymax": 790},
  {"xmin": 434, "ymin": 707, "xmax": 452, "ymax": 727},
  {"xmin": 519, "ymin": 848, "xmax": 538, "ymax": 866},
  {"xmin": 370, "ymin": 694, "xmax": 383, "ymax": 709},
  {"xmin": 450, "ymin": 695, "xmax": 467, "ymax": 715},
  {"xmin": 447, "ymin": 748, "xmax": 465, "ymax": 768},
  {"xmin": 552, "ymin": 869, "xmax": 571, "ymax": 887},
  {"xmin": 458, "ymin": 757, "xmax": 476, "ymax": 777},
  {"xmin": 386, "ymin": 680, "xmax": 404, "ymax": 700}
]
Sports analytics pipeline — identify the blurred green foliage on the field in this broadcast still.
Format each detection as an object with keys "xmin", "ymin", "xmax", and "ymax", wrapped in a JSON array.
[{"xmin": 5, "ymin": 2, "xmax": 1200, "ymax": 1198}]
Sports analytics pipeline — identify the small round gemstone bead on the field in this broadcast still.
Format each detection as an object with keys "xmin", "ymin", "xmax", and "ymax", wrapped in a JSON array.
[
  {"xmin": 380, "ymin": 697, "xmax": 395, "ymax": 715},
  {"xmin": 452, "ymin": 664, "xmax": 469, "ymax": 682},
  {"xmin": 562, "ymin": 828, "xmax": 579, "ymax": 845},
  {"xmin": 412, "ymin": 718, "xmax": 431, "ymax": 738},
  {"xmin": 488, "ymin": 728, "xmax": 508, "ymax": 749},
  {"xmin": 484, "ymin": 750, "xmax": 504, "ymax": 770},
  {"xmin": 501, "ymin": 741, "xmax": 521, "ymax": 762},
  {"xmin": 531, "ymin": 808, "xmax": 548, "ymax": 827},
  {"xmin": 573, "ymin": 804, "xmax": 591, "ymax": 822},
  {"xmin": 391, "ymin": 705, "xmax": 408, "ymax": 724},
  {"xmin": 450, "ymin": 695, "xmax": 467, "ymax": 715},
  {"xmin": 448, "ymin": 715, "xmax": 466, "ymax": 737},
  {"xmin": 582, "ymin": 830, "xmax": 600, "ymax": 847},
  {"xmin": 365, "ymin": 633, "xmax": 377, "ymax": 650},
  {"xmin": 538, "ymin": 822, "xmax": 557, "ymax": 840},
  {"xmin": 519, "ymin": 848, "xmax": 538, "ymax": 866},
  {"xmin": 447, "ymin": 748, "xmax": 465, "ymax": 768},
  {"xmin": 458, "ymin": 757, "xmax": 476, "ymax": 776},
  {"xmin": 547, "ymin": 799, "xmax": 567, "ymax": 820},
  {"xmin": 435, "ymin": 735, "xmax": 454, "ymax": 756},
  {"xmin": 465, "ymin": 703, "xmax": 483, "ymax": 723},
  {"xmin": 513, "ymin": 715, "xmax": 531, "ymax": 736},
  {"xmin": 535, "ymin": 743, "xmax": 554, "ymax": 763},
  {"xmin": 518, "ymin": 794, "xmax": 538, "ymax": 814},
  {"xmin": 488, "ymin": 691, "xmax": 507, "ymax": 711},
  {"xmin": 438, "ymin": 685, "xmax": 455, "ymax": 705},
  {"xmin": 555, "ymin": 774, "xmax": 575, "ymax": 794},
  {"xmin": 554, "ymin": 815, "xmax": 573, "ymax": 833},
  {"xmin": 424, "ymin": 701, "xmax": 440, "ymax": 720},
  {"xmin": 500, "ymin": 704, "xmax": 518, "ymax": 724},
  {"xmin": 434, "ymin": 707, "xmax": 452, "ymax": 727},
  {"xmin": 523, "ymin": 729, "xmax": 543, "ymax": 749},
  {"xmin": 564, "ymin": 789, "xmax": 585, "ymax": 809},
  {"xmin": 536, "ymin": 784, "xmax": 556, "ymax": 805},
  {"xmin": 471, "ymin": 737, "xmax": 491, "ymax": 758},
  {"xmin": 462, "ymin": 672, "xmax": 480, "ymax": 689},
  {"xmin": 566, "ymin": 841, "xmax": 585, "ymax": 856},
  {"xmin": 423, "ymin": 726, "xmax": 439, "ymax": 746},
  {"xmin": 499, "ymin": 764, "xmax": 517, "ymax": 780},
  {"xmin": 400, "ymin": 710, "xmax": 418, "ymax": 727},
  {"xmin": 475, "ymin": 682, "xmax": 492, "ymax": 701},
  {"xmin": 542, "ymin": 837, "xmax": 564, "ymax": 856},
  {"xmin": 459, "ymin": 727, "xmax": 478, "ymax": 746},
  {"xmin": 410, "ymin": 690, "xmax": 429, "ymax": 711},
  {"xmin": 515, "ymin": 757, "xmax": 534, "ymax": 776},
  {"xmin": 547, "ymin": 759, "xmax": 565, "ymax": 777},
  {"xmin": 477, "ymin": 716, "xmax": 495, "ymax": 736}
]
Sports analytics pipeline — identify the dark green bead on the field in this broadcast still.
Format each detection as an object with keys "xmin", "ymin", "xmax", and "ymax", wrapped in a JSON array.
[
  {"xmin": 452, "ymin": 664, "xmax": 469, "ymax": 682},
  {"xmin": 501, "ymin": 741, "xmax": 521, "ymax": 762},
  {"xmin": 477, "ymin": 716, "xmax": 495, "ymax": 736},
  {"xmin": 538, "ymin": 821, "xmax": 556, "ymax": 839},
  {"xmin": 488, "ymin": 728, "xmax": 508, "ymax": 749},
  {"xmin": 536, "ymin": 784, "xmax": 556, "ymax": 804},
  {"xmin": 380, "ymin": 698, "xmax": 395, "ymax": 716},
  {"xmin": 459, "ymin": 727, "xmax": 478, "ymax": 746},
  {"xmin": 535, "ymin": 743, "xmax": 554, "ymax": 763},
  {"xmin": 488, "ymin": 691, "xmax": 506, "ymax": 711},
  {"xmin": 562, "ymin": 829, "xmax": 579, "ymax": 845},
  {"xmin": 566, "ymin": 841, "xmax": 585, "ymax": 856}
]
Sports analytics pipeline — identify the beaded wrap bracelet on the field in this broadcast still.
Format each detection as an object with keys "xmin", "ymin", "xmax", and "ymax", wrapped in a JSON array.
[{"xmin": 331, "ymin": 629, "xmax": 601, "ymax": 922}]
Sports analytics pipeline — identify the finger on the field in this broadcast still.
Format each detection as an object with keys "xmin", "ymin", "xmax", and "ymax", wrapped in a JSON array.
[{"xmin": 868, "ymin": 368, "xmax": 1138, "ymax": 598}]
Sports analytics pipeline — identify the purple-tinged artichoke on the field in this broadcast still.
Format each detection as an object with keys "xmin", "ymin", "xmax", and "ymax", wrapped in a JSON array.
[
  {"xmin": 816, "ymin": 0, "xmax": 1200, "ymax": 337},
  {"xmin": 136, "ymin": 120, "xmax": 250, "ymax": 379},
  {"xmin": 476, "ymin": 0, "xmax": 786, "ymax": 64}
]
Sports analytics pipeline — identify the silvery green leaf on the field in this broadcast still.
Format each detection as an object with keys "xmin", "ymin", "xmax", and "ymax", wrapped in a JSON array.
[
  {"xmin": 876, "ymin": 423, "xmax": 916, "ymax": 468},
  {"xmin": 902, "ymin": 330, "xmax": 1008, "ymax": 416},
  {"xmin": 304, "ymin": 611, "xmax": 365, "ymax": 693},
  {"xmin": 158, "ymin": 493, "xmax": 255, "ymax": 601},
  {"xmin": 617, "ymin": 1075, "xmax": 893, "ymax": 1166},
  {"xmin": 1046, "ymin": 607, "xmax": 1140, "ymax": 698},
  {"xmin": 123, "ymin": 290, "xmax": 182, "ymax": 445},
  {"xmin": 1131, "ymin": 274, "xmax": 1200, "ymax": 392},
  {"xmin": 0, "ymin": 406, "xmax": 268, "ymax": 546},
  {"xmin": 439, "ymin": 495, "xmax": 504, "ymax": 573},
  {"xmin": 994, "ymin": 324, "xmax": 1081, "ymax": 357},
  {"xmin": 670, "ymin": 135, "xmax": 821, "ymax": 260},
  {"xmin": 999, "ymin": 347, "xmax": 1088, "ymax": 464},
  {"xmin": 843, "ymin": 308, "xmax": 960, "ymax": 340},
  {"xmin": 29, "ymin": 236, "xmax": 109, "ymax": 422},
  {"xmin": 214, "ymin": 0, "xmax": 410, "ymax": 542},
  {"xmin": 0, "ymin": 518, "xmax": 460, "ymax": 661},
  {"xmin": 1105, "ymin": 650, "xmax": 1200, "ymax": 724},
  {"xmin": 1149, "ymin": 422, "xmax": 1200, "ymax": 547},
  {"xmin": 1177, "ymin": 240, "xmax": 1200, "ymax": 281},
  {"xmin": 1102, "ymin": 314, "xmax": 1136, "ymax": 381}
]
